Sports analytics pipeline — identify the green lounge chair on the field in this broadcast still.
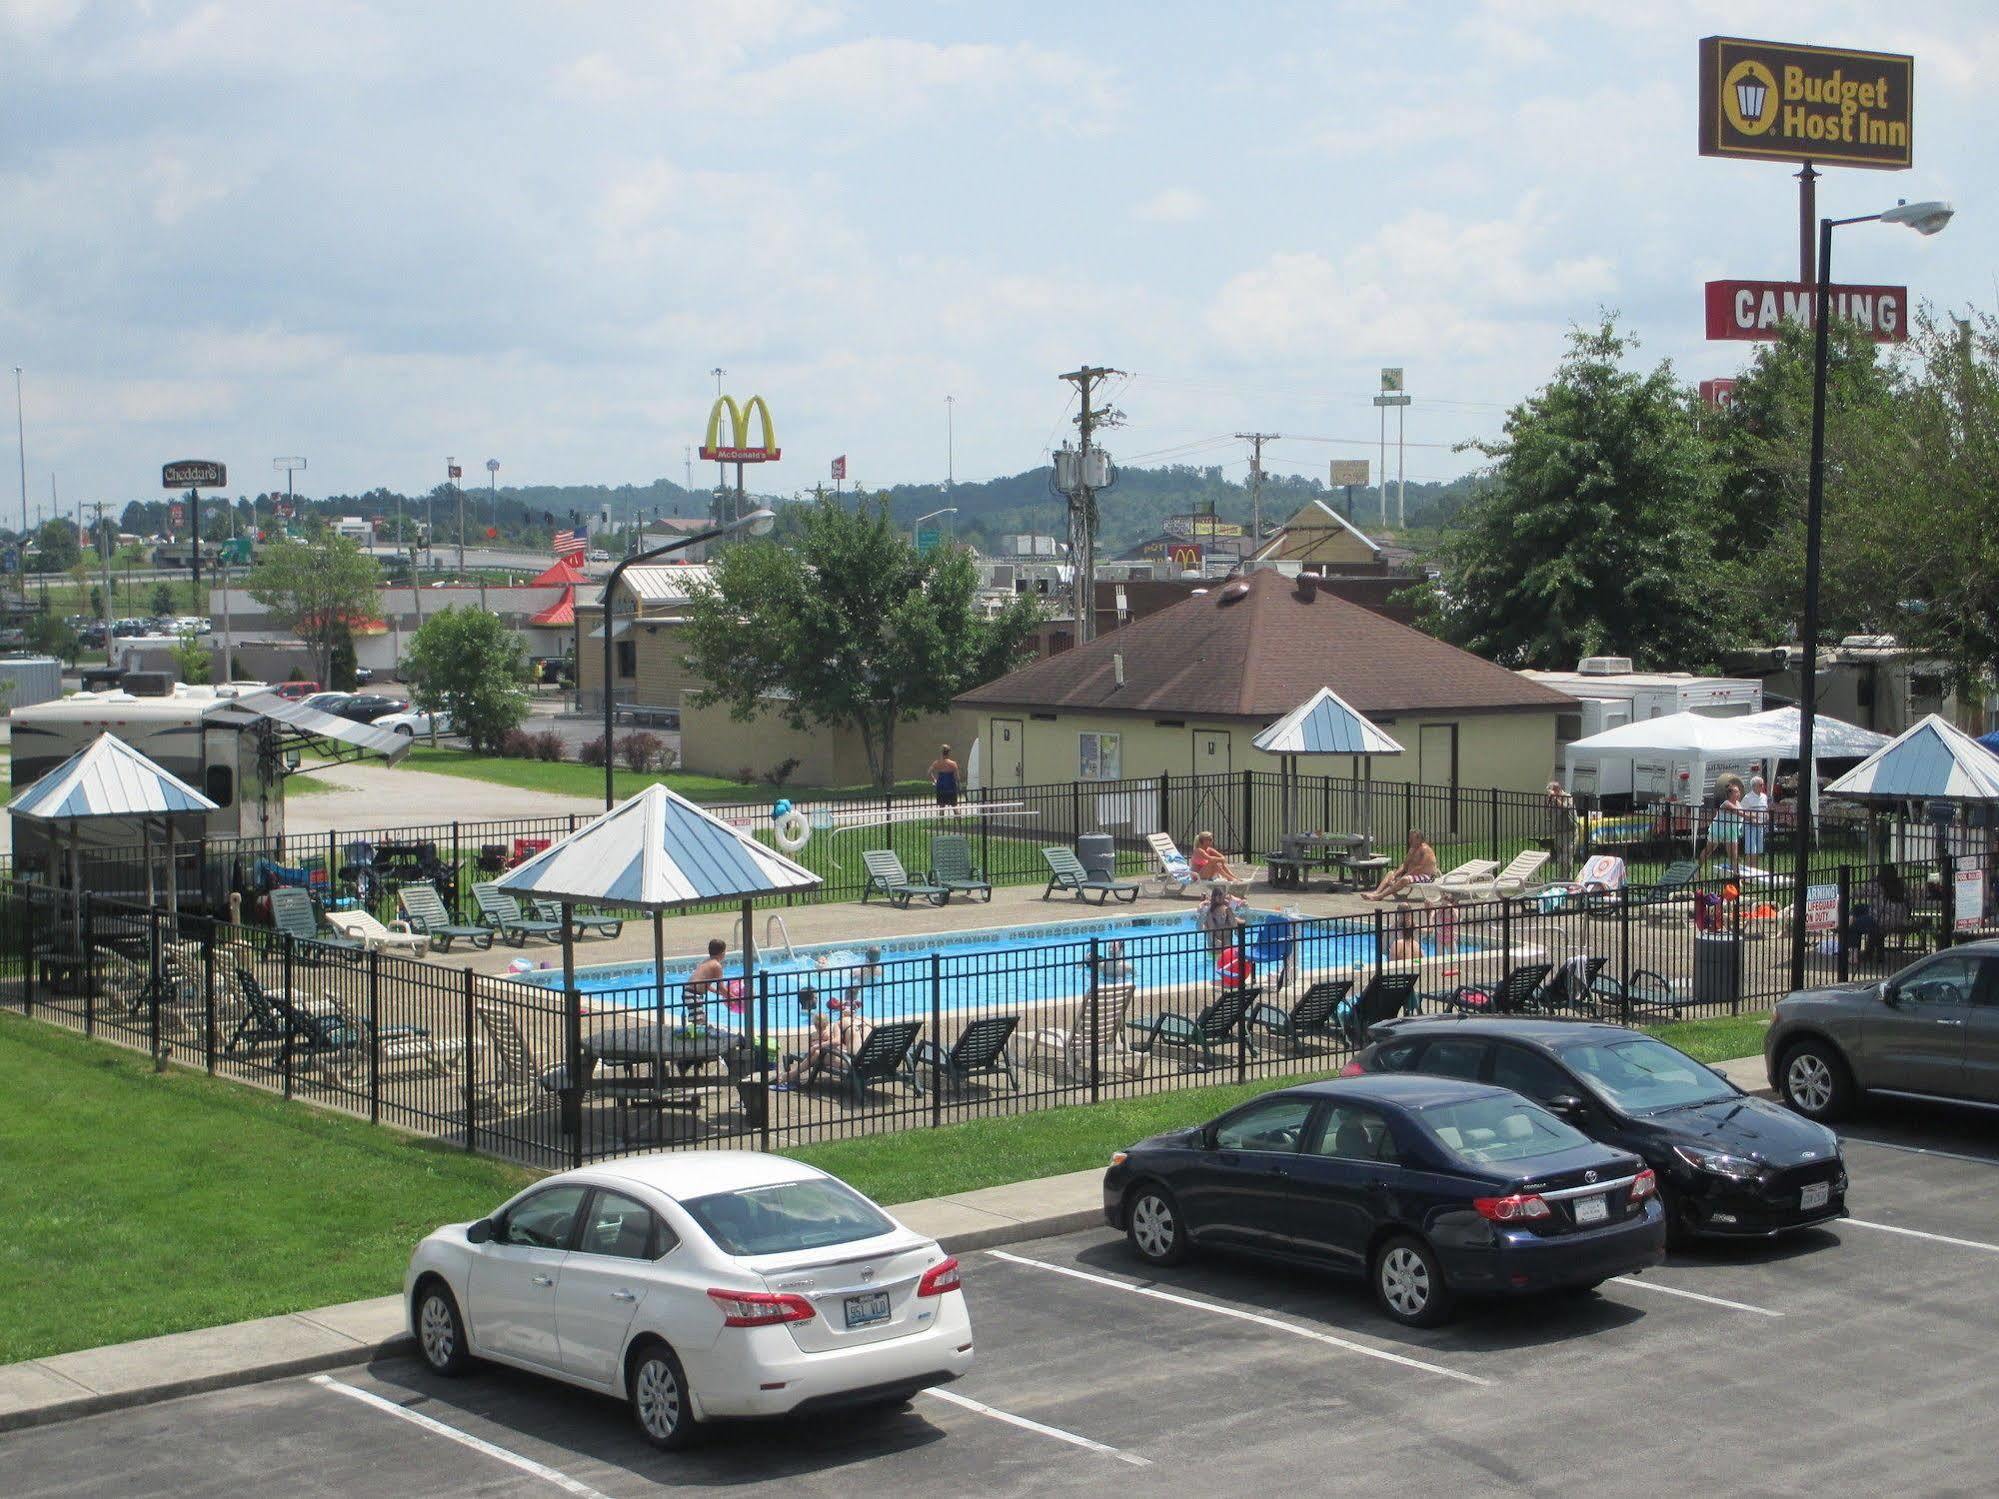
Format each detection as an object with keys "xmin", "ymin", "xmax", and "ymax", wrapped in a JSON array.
[
  {"xmin": 928, "ymin": 834, "xmax": 993, "ymax": 903},
  {"xmin": 911, "ymin": 1015, "xmax": 1019, "ymax": 1092},
  {"xmin": 861, "ymin": 851, "xmax": 950, "ymax": 908},
  {"xmin": 1040, "ymin": 846, "xmax": 1139, "ymax": 904},
  {"xmin": 471, "ymin": 883, "xmax": 565, "ymax": 946},
  {"xmin": 266, "ymin": 887, "xmax": 363, "ymax": 962},
  {"xmin": 1341, "ymin": 972, "xmax": 1421, "ymax": 1046},
  {"xmin": 1427, "ymin": 961, "xmax": 1552, "ymax": 1017},
  {"xmin": 1127, "ymin": 986, "xmax": 1259, "ymax": 1070},
  {"xmin": 398, "ymin": 882, "xmax": 494, "ymax": 952},
  {"xmin": 791, "ymin": 1018, "xmax": 926, "ymax": 1104},
  {"xmin": 1247, "ymin": 979, "xmax": 1352, "ymax": 1050},
  {"xmin": 533, "ymin": 899, "xmax": 624, "ymax": 941}
]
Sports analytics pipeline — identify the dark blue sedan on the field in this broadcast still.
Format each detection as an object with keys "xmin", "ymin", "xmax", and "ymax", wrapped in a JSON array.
[{"xmin": 1103, "ymin": 1074, "xmax": 1666, "ymax": 1326}]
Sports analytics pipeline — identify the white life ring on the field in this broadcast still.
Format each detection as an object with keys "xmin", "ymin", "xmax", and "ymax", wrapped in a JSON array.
[{"xmin": 773, "ymin": 809, "xmax": 812, "ymax": 852}]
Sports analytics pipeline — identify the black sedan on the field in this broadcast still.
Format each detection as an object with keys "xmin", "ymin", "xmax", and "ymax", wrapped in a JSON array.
[
  {"xmin": 1351, "ymin": 1017, "xmax": 1847, "ymax": 1243},
  {"xmin": 333, "ymin": 693, "xmax": 405, "ymax": 724},
  {"xmin": 1103, "ymin": 1075, "xmax": 1663, "ymax": 1327}
]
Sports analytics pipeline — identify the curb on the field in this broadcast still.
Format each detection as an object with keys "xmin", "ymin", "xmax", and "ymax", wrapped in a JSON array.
[{"xmin": 0, "ymin": 1208, "xmax": 1102, "ymax": 1435}]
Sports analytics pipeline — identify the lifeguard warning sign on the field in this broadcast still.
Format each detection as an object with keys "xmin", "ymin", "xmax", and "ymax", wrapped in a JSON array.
[
  {"xmin": 1699, "ymin": 37, "xmax": 1912, "ymax": 169},
  {"xmin": 1704, "ymin": 280, "xmax": 1908, "ymax": 343}
]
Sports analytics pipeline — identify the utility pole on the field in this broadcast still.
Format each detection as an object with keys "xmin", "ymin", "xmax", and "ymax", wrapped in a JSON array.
[
  {"xmin": 1057, "ymin": 365, "xmax": 1123, "ymax": 646},
  {"xmin": 14, "ymin": 367, "xmax": 27, "ymax": 602},
  {"xmin": 945, "ymin": 394, "xmax": 955, "ymax": 489},
  {"xmin": 710, "ymin": 367, "xmax": 728, "ymax": 506},
  {"xmin": 93, "ymin": 501, "xmax": 113, "ymax": 665},
  {"xmin": 449, "ymin": 458, "xmax": 465, "ymax": 580},
  {"xmin": 1235, "ymin": 432, "xmax": 1278, "ymax": 565}
]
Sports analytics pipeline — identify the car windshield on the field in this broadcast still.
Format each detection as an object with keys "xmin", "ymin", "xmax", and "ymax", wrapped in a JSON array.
[
  {"xmin": 681, "ymin": 1178, "xmax": 895, "ymax": 1257},
  {"xmin": 1558, "ymin": 1036, "xmax": 1736, "ymax": 1114},
  {"xmin": 1417, "ymin": 1095, "xmax": 1590, "ymax": 1165}
]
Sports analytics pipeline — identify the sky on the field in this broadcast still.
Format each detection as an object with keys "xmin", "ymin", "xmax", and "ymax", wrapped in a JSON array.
[{"xmin": 1, "ymin": 0, "xmax": 1993, "ymax": 520}]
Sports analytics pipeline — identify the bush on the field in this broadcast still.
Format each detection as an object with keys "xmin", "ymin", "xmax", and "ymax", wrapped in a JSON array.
[
  {"xmin": 499, "ymin": 727, "xmax": 537, "ymax": 759},
  {"xmin": 578, "ymin": 735, "xmax": 609, "ymax": 767},
  {"xmin": 619, "ymin": 731, "xmax": 666, "ymax": 773},
  {"xmin": 530, "ymin": 729, "xmax": 566, "ymax": 762},
  {"xmin": 761, "ymin": 757, "xmax": 801, "ymax": 787}
]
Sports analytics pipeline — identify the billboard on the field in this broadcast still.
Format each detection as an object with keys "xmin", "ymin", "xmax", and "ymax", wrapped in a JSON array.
[
  {"xmin": 1164, "ymin": 514, "xmax": 1243, "ymax": 539},
  {"xmin": 1380, "ymin": 368, "xmax": 1403, "ymax": 392},
  {"xmin": 1167, "ymin": 542, "xmax": 1203, "ymax": 572},
  {"xmin": 1329, "ymin": 459, "xmax": 1370, "ymax": 486},
  {"xmin": 1705, "ymin": 279, "xmax": 1908, "ymax": 342},
  {"xmin": 1698, "ymin": 379, "xmax": 1739, "ymax": 409},
  {"xmin": 1698, "ymin": 36, "xmax": 1912, "ymax": 169},
  {"xmin": 162, "ymin": 459, "xmax": 226, "ymax": 488}
]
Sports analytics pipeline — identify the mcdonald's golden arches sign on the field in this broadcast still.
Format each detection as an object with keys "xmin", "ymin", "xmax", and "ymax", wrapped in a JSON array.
[{"xmin": 699, "ymin": 395, "xmax": 782, "ymax": 463}]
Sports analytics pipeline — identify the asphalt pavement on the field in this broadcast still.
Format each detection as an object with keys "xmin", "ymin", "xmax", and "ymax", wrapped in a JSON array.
[{"xmin": 10, "ymin": 1119, "xmax": 1999, "ymax": 1497}]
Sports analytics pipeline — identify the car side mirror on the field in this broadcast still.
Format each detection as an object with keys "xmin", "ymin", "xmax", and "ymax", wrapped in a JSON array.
[
  {"xmin": 1545, "ymin": 1094, "xmax": 1586, "ymax": 1120},
  {"xmin": 1881, "ymin": 983, "xmax": 1902, "ymax": 1008},
  {"xmin": 1198, "ymin": 1125, "xmax": 1219, "ymax": 1150},
  {"xmin": 466, "ymin": 1218, "xmax": 495, "ymax": 1244}
]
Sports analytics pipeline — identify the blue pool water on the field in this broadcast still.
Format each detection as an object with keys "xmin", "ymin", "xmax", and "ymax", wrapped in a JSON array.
[{"xmin": 522, "ymin": 908, "xmax": 1472, "ymax": 1020}]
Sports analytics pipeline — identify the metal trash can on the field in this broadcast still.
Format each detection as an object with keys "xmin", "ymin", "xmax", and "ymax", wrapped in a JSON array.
[
  {"xmin": 1692, "ymin": 933, "xmax": 1741, "ymax": 1008},
  {"xmin": 1077, "ymin": 833, "xmax": 1116, "ymax": 884}
]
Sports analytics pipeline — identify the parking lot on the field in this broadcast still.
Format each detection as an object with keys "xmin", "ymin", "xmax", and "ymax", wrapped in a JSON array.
[{"xmin": 12, "ymin": 1104, "xmax": 1999, "ymax": 1497}]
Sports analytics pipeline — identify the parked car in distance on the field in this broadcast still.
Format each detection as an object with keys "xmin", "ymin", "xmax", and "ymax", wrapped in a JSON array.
[
  {"xmin": 405, "ymin": 1152, "xmax": 972, "ymax": 1450},
  {"xmin": 1103, "ymin": 1074, "xmax": 1663, "ymax": 1327},
  {"xmin": 299, "ymin": 691, "xmax": 352, "ymax": 715},
  {"xmin": 373, "ymin": 706, "xmax": 451, "ymax": 738},
  {"xmin": 333, "ymin": 692, "xmax": 405, "ymax": 723},
  {"xmin": 272, "ymin": 680, "xmax": 322, "ymax": 701},
  {"xmin": 1767, "ymin": 940, "xmax": 1999, "ymax": 1122},
  {"xmin": 587, "ymin": 548, "xmax": 611, "ymax": 563},
  {"xmin": 1351, "ymin": 1017, "xmax": 1845, "ymax": 1243}
]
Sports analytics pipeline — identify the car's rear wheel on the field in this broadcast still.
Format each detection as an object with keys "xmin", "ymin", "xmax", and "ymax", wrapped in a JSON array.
[
  {"xmin": 1125, "ymin": 1184, "xmax": 1187, "ymax": 1267},
  {"xmin": 627, "ymin": 1340, "xmax": 697, "ymax": 1451},
  {"xmin": 1780, "ymin": 1040, "xmax": 1853, "ymax": 1122},
  {"xmin": 414, "ymin": 1280, "xmax": 470, "ymax": 1376},
  {"xmin": 1374, "ymin": 1234, "xmax": 1452, "ymax": 1328}
]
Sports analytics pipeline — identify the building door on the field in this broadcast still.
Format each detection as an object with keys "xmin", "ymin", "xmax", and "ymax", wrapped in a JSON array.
[
  {"xmin": 991, "ymin": 719, "xmax": 1025, "ymax": 787},
  {"xmin": 1418, "ymin": 723, "xmax": 1459, "ymax": 834}
]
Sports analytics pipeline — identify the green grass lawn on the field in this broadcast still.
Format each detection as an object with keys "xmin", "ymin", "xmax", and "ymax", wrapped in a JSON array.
[
  {"xmin": 0, "ymin": 1014, "xmax": 534, "ymax": 1363},
  {"xmin": 1644, "ymin": 1010, "xmax": 1771, "ymax": 1065},
  {"xmin": 398, "ymin": 745, "xmax": 922, "ymax": 807}
]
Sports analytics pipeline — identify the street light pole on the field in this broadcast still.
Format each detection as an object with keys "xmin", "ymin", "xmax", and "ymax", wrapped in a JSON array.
[
  {"xmin": 601, "ymin": 506, "xmax": 776, "ymax": 807},
  {"xmin": 1787, "ymin": 198, "xmax": 1953, "ymax": 991},
  {"xmin": 13, "ymin": 367, "xmax": 25, "ymax": 600},
  {"xmin": 910, "ymin": 506, "xmax": 957, "ymax": 550},
  {"xmin": 486, "ymin": 458, "xmax": 499, "ymax": 541},
  {"xmin": 945, "ymin": 394, "xmax": 955, "ymax": 488}
]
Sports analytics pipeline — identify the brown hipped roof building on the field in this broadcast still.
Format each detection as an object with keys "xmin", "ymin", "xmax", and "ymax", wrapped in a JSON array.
[{"xmin": 957, "ymin": 568, "xmax": 1572, "ymax": 722}]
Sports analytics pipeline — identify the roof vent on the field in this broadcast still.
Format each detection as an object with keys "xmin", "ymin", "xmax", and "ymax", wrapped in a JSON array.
[
  {"xmin": 1577, "ymin": 656, "xmax": 1634, "ymax": 676},
  {"xmin": 1218, "ymin": 580, "xmax": 1251, "ymax": 604},
  {"xmin": 1190, "ymin": 588, "xmax": 1209, "ymax": 596},
  {"xmin": 1113, "ymin": 652, "xmax": 1125, "ymax": 688}
]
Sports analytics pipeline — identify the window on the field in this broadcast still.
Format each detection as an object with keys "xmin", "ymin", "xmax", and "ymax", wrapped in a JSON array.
[
  {"xmin": 1079, "ymin": 731, "xmax": 1121, "ymax": 782},
  {"xmin": 578, "ymin": 1190, "xmax": 673, "ymax": 1260},
  {"xmin": 203, "ymin": 764, "xmax": 234, "ymax": 808},
  {"xmin": 1214, "ymin": 1096, "xmax": 1315, "ymax": 1153},
  {"xmin": 682, "ymin": 1179, "xmax": 894, "ymax": 1257},
  {"xmin": 615, "ymin": 640, "xmax": 636, "ymax": 679},
  {"xmin": 1419, "ymin": 1096, "xmax": 1588, "ymax": 1165},
  {"xmin": 499, "ymin": 1185, "xmax": 589, "ymax": 1250},
  {"xmin": 1418, "ymin": 1038, "xmax": 1488, "ymax": 1082},
  {"xmin": 1370, "ymin": 1040, "xmax": 1423, "ymax": 1073},
  {"xmin": 1312, "ymin": 1104, "xmax": 1402, "ymax": 1164},
  {"xmin": 1900, "ymin": 955, "xmax": 1984, "ymax": 1008},
  {"xmin": 1490, "ymin": 1046, "xmax": 1574, "ymax": 1104},
  {"xmin": 1557, "ymin": 1036, "xmax": 1735, "ymax": 1114}
]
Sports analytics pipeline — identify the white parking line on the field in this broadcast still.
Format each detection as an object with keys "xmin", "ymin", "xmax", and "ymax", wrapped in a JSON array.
[
  {"xmin": 923, "ymin": 1387, "xmax": 1151, "ymax": 1467},
  {"xmin": 1846, "ymin": 1218, "xmax": 1999, "ymax": 1255},
  {"xmin": 1609, "ymin": 1277, "xmax": 1783, "ymax": 1318},
  {"xmin": 1840, "ymin": 1135, "xmax": 1999, "ymax": 1168},
  {"xmin": 986, "ymin": 1250, "xmax": 1489, "ymax": 1387},
  {"xmin": 308, "ymin": 1375, "xmax": 612, "ymax": 1498}
]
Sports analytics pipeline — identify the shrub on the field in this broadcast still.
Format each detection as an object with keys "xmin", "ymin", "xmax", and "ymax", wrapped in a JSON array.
[
  {"xmin": 761, "ymin": 757, "xmax": 801, "ymax": 787},
  {"xmin": 578, "ymin": 735, "xmax": 609, "ymax": 767},
  {"xmin": 499, "ymin": 727, "xmax": 537, "ymax": 759},
  {"xmin": 531, "ymin": 729, "xmax": 566, "ymax": 762},
  {"xmin": 619, "ymin": 731, "xmax": 666, "ymax": 773}
]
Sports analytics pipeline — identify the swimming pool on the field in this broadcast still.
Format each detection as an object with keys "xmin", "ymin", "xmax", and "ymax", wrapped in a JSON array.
[{"xmin": 521, "ymin": 907, "xmax": 1475, "ymax": 1021}]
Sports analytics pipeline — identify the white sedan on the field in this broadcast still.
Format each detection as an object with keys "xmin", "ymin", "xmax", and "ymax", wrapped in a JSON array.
[
  {"xmin": 404, "ymin": 1152, "xmax": 973, "ymax": 1449},
  {"xmin": 373, "ymin": 706, "xmax": 452, "ymax": 738}
]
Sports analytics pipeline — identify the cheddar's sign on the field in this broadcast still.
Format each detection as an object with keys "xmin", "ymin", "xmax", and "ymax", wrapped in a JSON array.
[
  {"xmin": 1699, "ymin": 36, "xmax": 1912, "ymax": 169},
  {"xmin": 699, "ymin": 394, "xmax": 781, "ymax": 463}
]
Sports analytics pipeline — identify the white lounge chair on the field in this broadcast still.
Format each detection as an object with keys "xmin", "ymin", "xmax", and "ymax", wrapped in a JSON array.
[
  {"xmin": 1023, "ymin": 983, "xmax": 1146, "ymax": 1082},
  {"xmin": 326, "ymin": 909, "xmax": 430, "ymax": 959},
  {"xmin": 1146, "ymin": 832, "xmax": 1255, "ymax": 896},
  {"xmin": 1393, "ymin": 858, "xmax": 1495, "ymax": 901},
  {"xmin": 1441, "ymin": 850, "xmax": 1552, "ymax": 901}
]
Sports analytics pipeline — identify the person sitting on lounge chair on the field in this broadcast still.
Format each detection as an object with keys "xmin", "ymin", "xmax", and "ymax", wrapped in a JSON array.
[
  {"xmin": 779, "ymin": 988, "xmax": 835, "ymax": 1088},
  {"xmin": 1362, "ymin": 830, "xmax": 1439, "ymax": 901},
  {"xmin": 1190, "ymin": 832, "xmax": 1246, "ymax": 887}
]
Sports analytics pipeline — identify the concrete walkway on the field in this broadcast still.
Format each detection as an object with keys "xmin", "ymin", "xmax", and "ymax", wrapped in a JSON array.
[{"xmin": 286, "ymin": 763, "xmax": 603, "ymax": 835}]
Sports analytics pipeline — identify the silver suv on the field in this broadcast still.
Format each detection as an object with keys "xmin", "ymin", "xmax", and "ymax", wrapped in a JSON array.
[{"xmin": 1765, "ymin": 941, "xmax": 1999, "ymax": 1120}]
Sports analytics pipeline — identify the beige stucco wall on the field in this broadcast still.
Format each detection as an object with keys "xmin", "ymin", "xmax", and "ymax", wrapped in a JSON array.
[{"xmin": 679, "ymin": 698, "xmax": 962, "ymax": 788}]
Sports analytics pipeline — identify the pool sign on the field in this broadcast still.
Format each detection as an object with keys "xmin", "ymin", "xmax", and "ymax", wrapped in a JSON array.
[
  {"xmin": 1804, "ymin": 883, "xmax": 1840, "ymax": 933},
  {"xmin": 1699, "ymin": 37, "xmax": 1913, "ymax": 169},
  {"xmin": 1955, "ymin": 870, "xmax": 1986, "ymax": 932},
  {"xmin": 1704, "ymin": 280, "xmax": 1908, "ymax": 343}
]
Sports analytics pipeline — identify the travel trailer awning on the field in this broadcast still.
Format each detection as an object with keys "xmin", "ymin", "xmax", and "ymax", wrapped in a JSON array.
[{"xmin": 218, "ymin": 691, "xmax": 414, "ymax": 768}]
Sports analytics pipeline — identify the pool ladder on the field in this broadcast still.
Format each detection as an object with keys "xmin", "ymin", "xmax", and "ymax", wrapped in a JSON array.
[{"xmin": 731, "ymin": 912, "xmax": 799, "ymax": 964}]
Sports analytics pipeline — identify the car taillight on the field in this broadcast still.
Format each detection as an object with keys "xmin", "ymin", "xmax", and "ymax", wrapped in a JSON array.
[
  {"xmin": 1338, "ymin": 1061, "xmax": 1366, "ymax": 1077},
  {"xmin": 1473, "ymin": 1193, "xmax": 1553, "ymax": 1223},
  {"xmin": 1629, "ymin": 1168, "xmax": 1657, "ymax": 1203},
  {"xmin": 706, "ymin": 1289, "xmax": 816, "ymax": 1327},
  {"xmin": 917, "ymin": 1257, "xmax": 962, "ymax": 1297}
]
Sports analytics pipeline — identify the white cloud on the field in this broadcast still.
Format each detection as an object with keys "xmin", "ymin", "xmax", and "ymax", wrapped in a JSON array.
[{"xmin": 1134, "ymin": 187, "xmax": 1206, "ymax": 223}]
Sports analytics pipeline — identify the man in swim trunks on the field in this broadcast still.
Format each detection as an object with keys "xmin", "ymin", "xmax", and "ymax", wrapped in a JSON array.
[
  {"xmin": 1362, "ymin": 830, "xmax": 1439, "ymax": 901},
  {"xmin": 929, "ymin": 745, "xmax": 960, "ymax": 808}
]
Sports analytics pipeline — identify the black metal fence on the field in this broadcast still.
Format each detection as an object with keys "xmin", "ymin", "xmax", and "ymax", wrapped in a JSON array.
[
  {"xmin": 4, "ymin": 848, "xmax": 1991, "ymax": 1171},
  {"xmin": 0, "ymin": 767, "xmax": 1935, "ymax": 926}
]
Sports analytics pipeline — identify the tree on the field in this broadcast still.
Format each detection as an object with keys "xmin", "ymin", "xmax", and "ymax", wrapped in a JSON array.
[
  {"xmin": 31, "ymin": 519, "xmax": 78, "ymax": 574},
  {"xmin": 682, "ymin": 495, "xmax": 1042, "ymax": 789},
  {"xmin": 328, "ymin": 621, "xmax": 359, "ymax": 691},
  {"xmin": 1423, "ymin": 319, "xmax": 1730, "ymax": 670},
  {"xmin": 402, "ymin": 606, "xmax": 530, "ymax": 753},
  {"xmin": 150, "ymin": 582, "xmax": 176, "ymax": 618},
  {"xmin": 169, "ymin": 629, "xmax": 211, "ymax": 684},
  {"xmin": 243, "ymin": 534, "xmax": 382, "ymax": 685}
]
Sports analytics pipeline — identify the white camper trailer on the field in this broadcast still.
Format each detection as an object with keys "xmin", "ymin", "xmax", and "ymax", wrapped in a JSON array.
[{"xmin": 1519, "ymin": 657, "xmax": 1762, "ymax": 800}]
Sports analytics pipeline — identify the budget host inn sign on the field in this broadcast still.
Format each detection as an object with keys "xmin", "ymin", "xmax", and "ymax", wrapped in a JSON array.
[{"xmin": 1698, "ymin": 36, "xmax": 1913, "ymax": 169}]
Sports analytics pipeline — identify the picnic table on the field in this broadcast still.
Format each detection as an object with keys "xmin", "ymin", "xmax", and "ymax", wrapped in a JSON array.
[
  {"xmin": 1268, "ymin": 833, "xmax": 1381, "ymax": 892},
  {"xmin": 575, "ymin": 1023, "xmax": 770, "ymax": 1133}
]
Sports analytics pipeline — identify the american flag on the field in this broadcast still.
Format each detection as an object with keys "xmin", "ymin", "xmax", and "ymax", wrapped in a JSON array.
[{"xmin": 553, "ymin": 526, "xmax": 586, "ymax": 558}]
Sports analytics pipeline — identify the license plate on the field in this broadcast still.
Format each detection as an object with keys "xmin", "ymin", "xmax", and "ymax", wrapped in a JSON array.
[
  {"xmin": 843, "ymin": 1291, "xmax": 891, "ymax": 1329},
  {"xmin": 1800, "ymin": 1182, "xmax": 1830, "ymax": 1211},
  {"xmin": 1573, "ymin": 1194, "xmax": 1608, "ymax": 1225}
]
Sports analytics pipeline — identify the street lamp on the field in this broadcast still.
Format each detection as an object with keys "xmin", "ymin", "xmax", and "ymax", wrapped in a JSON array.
[
  {"xmin": 1789, "ymin": 198, "xmax": 1953, "ymax": 990},
  {"xmin": 600, "ymin": 505, "xmax": 776, "ymax": 806},
  {"xmin": 911, "ymin": 506, "xmax": 957, "ymax": 550}
]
